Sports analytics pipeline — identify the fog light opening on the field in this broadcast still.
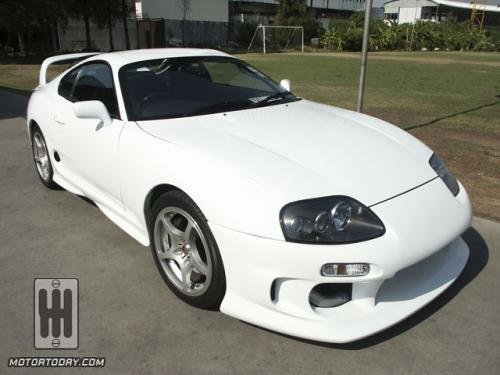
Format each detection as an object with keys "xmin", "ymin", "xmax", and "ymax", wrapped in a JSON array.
[
  {"xmin": 321, "ymin": 263, "xmax": 370, "ymax": 277},
  {"xmin": 309, "ymin": 283, "xmax": 352, "ymax": 308}
]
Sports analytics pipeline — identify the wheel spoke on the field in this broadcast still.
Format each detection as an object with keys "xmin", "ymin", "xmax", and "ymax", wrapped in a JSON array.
[
  {"xmin": 161, "ymin": 215, "xmax": 184, "ymax": 245},
  {"xmin": 161, "ymin": 232, "xmax": 170, "ymax": 252},
  {"xmin": 158, "ymin": 247, "xmax": 175, "ymax": 261},
  {"xmin": 181, "ymin": 258, "xmax": 193, "ymax": 290},
  {"xmin": 190, "ymin": 250, "xmax": 208, "ymax": 275},
  {"xmin": 34, "ymin": 135, "xmax": 43, "ymax": 149},
  {"xmin": 183, "ymin": 221, "xmax": 194, "ymax": 242}
]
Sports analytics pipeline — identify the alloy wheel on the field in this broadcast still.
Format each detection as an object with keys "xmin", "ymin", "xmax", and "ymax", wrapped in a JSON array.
[{"xmin": 153, "ymin": 207, "xmax": 212, "ymax": 296}]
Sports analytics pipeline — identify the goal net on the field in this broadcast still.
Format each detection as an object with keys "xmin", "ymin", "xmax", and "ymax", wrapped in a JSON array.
[{"xmin": 247, "ymin": 25, "xmax": 304, "ymax": 54}]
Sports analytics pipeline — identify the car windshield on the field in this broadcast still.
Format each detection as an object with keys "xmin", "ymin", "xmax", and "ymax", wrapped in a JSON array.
[{"xmin": 119, "ymin": 56, "xmax": 300, "ymax": 121}]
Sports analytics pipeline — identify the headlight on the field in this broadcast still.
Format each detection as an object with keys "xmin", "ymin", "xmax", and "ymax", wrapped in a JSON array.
[
  {"xmin": 280, "ymin": 196, "xmax": 385, "ymax": 244},
  {"xmin": 429, "ymin": 153, "xmax": 459, "ymax": 196}
]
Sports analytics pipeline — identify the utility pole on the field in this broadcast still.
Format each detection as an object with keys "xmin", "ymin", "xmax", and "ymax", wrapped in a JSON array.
[{"xmin": 356, "ymin": 0, "xmax": 373, "ymax": 113}]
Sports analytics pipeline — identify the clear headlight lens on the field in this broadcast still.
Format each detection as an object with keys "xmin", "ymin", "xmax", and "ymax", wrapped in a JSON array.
[
  {"xmin": 280, "ymin": 196, "xmax": 385, "ymax": 244},
  {"xmin": 429, "ymin": 153, "xmax": 459, "ymax": 196}
]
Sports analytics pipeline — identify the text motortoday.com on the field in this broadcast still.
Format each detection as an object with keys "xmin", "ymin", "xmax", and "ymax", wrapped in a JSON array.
[{"xmin": 8, "ymin": 357, "xmax": 105, "ymax": 368}]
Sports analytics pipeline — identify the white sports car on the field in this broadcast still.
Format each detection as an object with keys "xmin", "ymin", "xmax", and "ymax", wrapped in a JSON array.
[{"xmin": 28, "ymin": 49, "xmax": 472, "ymax": 343}]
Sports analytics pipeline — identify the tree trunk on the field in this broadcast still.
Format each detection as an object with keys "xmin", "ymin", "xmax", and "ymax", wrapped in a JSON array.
[
  {"xmin": 108, "ymin": 11, "xmax": 114, "ymax": 51},
  {"xmin": 53, "ymin": 20, "xmax": 60, "ymax": 52},
  {"xmin": 121, "ymin": 0, "xmax": 130, "ymax": 49},
  {"xmin": 43, "ymin": 16, "xmax": 53, "ymax": 53},
  {"xmin": 50, "ymin": 19, "xmax": 59, "ymax": 52},
  {"xmin": 17, "ymin": 32, "xmax": 25, "ymax": 54},
  {"xmin": 84, "ymin": 13, "xmax": 91, "ymax": 50}
]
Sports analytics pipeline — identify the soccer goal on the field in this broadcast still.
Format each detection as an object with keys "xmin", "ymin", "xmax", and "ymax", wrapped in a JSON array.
[{"xmin": 247, "ymin": 25, "xmax": 304, "ymax": 54}]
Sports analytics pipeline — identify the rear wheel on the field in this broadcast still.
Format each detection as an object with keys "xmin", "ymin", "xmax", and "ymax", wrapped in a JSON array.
[
  {"xmin": 31, "ymin": 127, "xmax": 59, "ymax": 189},
  {"xmin": 149, "ymin": 190, "xmax": 226, "ymax": 309}
]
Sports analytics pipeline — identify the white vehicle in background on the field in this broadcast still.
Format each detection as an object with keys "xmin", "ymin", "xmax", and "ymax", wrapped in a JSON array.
[{"xmin": 27, "ymin": 49, "xmax": 472, "ymax": 343}]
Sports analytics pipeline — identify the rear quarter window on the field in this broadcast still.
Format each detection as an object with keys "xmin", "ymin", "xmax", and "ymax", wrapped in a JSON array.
[{"xmin": 58, "ymin": 69, "xmax": 79, "ymax": 100}]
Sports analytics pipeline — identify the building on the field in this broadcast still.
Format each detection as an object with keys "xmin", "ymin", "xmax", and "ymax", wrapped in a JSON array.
[
  {"xmin": 229, "ymin": 0, "xmax": 368, "ymax": 28},
  {"xmin": 384, "ymin": 0, "xmax": 500, "ymax": 25},
  {"xmin": 135, "ymin": 0, "xmax": 229, "ymax": 47}
]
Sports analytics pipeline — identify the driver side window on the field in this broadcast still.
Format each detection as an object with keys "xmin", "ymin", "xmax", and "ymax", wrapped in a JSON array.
[
  {"xmin": 58, "ymin": 62, "xmax": 119, "ymax": 119},
  {"xmin": 73, "ymin": 63, "xmax": 119, "ymax": 118}
]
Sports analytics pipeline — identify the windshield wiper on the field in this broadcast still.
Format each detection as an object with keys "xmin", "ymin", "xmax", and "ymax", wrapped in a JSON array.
[
  {"xmin": 255, "ymin": 92, "xmax": 291, "ymax": 107},
  {"xmin": 188, "ymin": 100, "xmax": 253, "ymax": 116}
]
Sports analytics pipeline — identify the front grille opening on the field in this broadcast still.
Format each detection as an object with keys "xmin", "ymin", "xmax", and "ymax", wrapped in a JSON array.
[{"xmin": 309, "ymin": 283, "xmax": 352, "ymax": 308}]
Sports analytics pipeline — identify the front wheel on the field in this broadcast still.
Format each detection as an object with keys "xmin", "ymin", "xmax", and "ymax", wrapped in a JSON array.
[{"xmin": 149, "ymin": 190, "xmax": 226, "ymax": 309}]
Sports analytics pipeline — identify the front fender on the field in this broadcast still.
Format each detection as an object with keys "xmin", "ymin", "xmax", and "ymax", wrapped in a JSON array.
[{"xmin": 119, "ymin": 122, "xmax": 288, "ymax": 244}]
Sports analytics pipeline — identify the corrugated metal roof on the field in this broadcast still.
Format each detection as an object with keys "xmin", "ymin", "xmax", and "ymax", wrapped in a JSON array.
[
  {"xmin": 433, "ymin": 0, "xmax": 500, "ymax": 12},
  {"xmin": 384, "ymin": 0, "xmax": 500, "ymax": 12}
]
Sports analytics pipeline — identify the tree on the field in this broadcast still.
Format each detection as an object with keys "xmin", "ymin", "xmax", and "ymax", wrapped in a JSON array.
[
  {"xmin": 92, "ymin": 0, "xmax": 122, "ymax": 51},
  {"xmin": 121, "ymin": 0, "xmax": 132, "ymax": 50},
  {"xmin": 0, "ymin": 0, "xmax": 28, "ymax": 54},
  {"xmin": 277, "ymin": 0, "xmax": 307, "ymax": 26},
  {"xmin": 39, "ymin": 0, "xmax": 68, "ymax": 52},
  {"xmin": 178, "ymin": 0, "xmax": 191, "ymax": 46},
  {"xmin": 277, "ymin": 0, "xmax": 322, "ymax": 41},
  {"xmin": 0, "ymin": 0, "xmax": 68, "ymax": 54},
  {"xmin": 69, "ymin": 0, "xmax": 98, "ymax": 51}
]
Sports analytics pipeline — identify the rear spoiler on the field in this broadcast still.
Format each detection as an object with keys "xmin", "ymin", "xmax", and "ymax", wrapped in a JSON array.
[{"xmin": 39, "ymin": 52, "xmax": 100, "ymax": 86}]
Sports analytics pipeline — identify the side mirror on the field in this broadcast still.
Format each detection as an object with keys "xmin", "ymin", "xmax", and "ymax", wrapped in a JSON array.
[
  {"xmin": 73, "ymin": 101, "xmax": 112, "ymax": 127},
  {"xmin": 280, "ymin": 79, "xmax": 291, "ymax": 92}
]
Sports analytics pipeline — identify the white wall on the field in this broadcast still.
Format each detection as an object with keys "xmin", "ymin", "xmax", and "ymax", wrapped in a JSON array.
[
  {"xmin": 398, "ymin": 6, "xmax": 422, "ymax": 23},
  {"xmin": 385, "ymin": 0, "xmax": 436, "ymax": 14},
  {"xmin": 139, "ymin": 0, "xmax": 228, "ymax": 22},
  {"xmin": 385, "ymin": 0, "xmax": 438, "ymax": 23}
]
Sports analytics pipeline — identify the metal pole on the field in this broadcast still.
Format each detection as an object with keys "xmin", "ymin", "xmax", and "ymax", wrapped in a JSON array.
[
  {"xmin": 301, "ymin": 27, "xmax": 304, "ymax": 53},
  {"xmin": 356, "ymin": 0, "xmax": 373, "ymax": 113},
  {"xmin": 247, "ymin": 25, "xmax": 260, "ymax": 53},
  {"xmin": 263, "ymin": 26, "xmax": 266, "ymax": 54}
]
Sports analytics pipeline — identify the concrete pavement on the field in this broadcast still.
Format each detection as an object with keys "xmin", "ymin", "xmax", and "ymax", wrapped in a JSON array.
[{"xmin": 0, "ymin": 90, "xmax": 499, "ymax": 374}]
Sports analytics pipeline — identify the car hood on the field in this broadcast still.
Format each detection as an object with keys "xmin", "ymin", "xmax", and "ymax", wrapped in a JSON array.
[{"xmin": 137, "ymin": 100, "xmax": 436, "ymax": 207}]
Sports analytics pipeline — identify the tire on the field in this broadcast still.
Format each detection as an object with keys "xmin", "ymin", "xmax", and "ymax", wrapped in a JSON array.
[
  {"xmin": 149, "ymin": 190, "xmax": 226, "ymax": 309},
  {"xmin": 31, "ymin": 126, "xmax": 60, "ymax": 190}
]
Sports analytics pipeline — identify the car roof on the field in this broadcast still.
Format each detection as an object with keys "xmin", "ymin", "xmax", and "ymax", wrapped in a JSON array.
[{"xmin": 86, "ymin": 48, "xmax": 233, "ymax": 68}]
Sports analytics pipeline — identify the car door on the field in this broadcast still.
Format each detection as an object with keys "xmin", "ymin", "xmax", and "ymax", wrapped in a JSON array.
[{"xmin": 53, "ymin": 61, "xmax": 125, "ymax": 216}]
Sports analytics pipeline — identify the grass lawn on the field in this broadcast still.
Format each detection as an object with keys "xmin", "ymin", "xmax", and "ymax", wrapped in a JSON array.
[
  {"xmin": 0, "ymin": 63, "xmax": 68, "ymax": 94},
  {"xmin": 306, "ymin": 51, "xmax": 500, "ymax": 63},
  {"xmin": 1, "ymin": 52, "xmax": 499, "ymax": 221}
]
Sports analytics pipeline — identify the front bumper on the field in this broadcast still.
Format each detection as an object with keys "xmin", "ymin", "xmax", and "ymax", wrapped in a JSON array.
[{"xmin": 211, "ymin": 178, "xmax": 472, "ymax": 343}]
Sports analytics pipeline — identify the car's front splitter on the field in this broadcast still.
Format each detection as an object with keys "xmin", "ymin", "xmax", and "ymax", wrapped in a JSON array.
[{"xmin": 210, "ymin": 178, "xmax": 472, "ymax": 343}]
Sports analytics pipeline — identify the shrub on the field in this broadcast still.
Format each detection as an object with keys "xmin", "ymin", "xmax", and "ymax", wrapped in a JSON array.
[
  {"xmin": 235, "ymin": 22, "xmax": 259, "ymax": 49},
  {"xmin": 321, "ymin": 11, "xmax": 496, "ymax": 52}
]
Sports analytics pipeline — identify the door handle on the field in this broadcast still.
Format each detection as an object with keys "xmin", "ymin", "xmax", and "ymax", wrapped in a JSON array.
[{"xmin": 53, "ymin": 115, "xmax": 66, "ymax": 125}]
